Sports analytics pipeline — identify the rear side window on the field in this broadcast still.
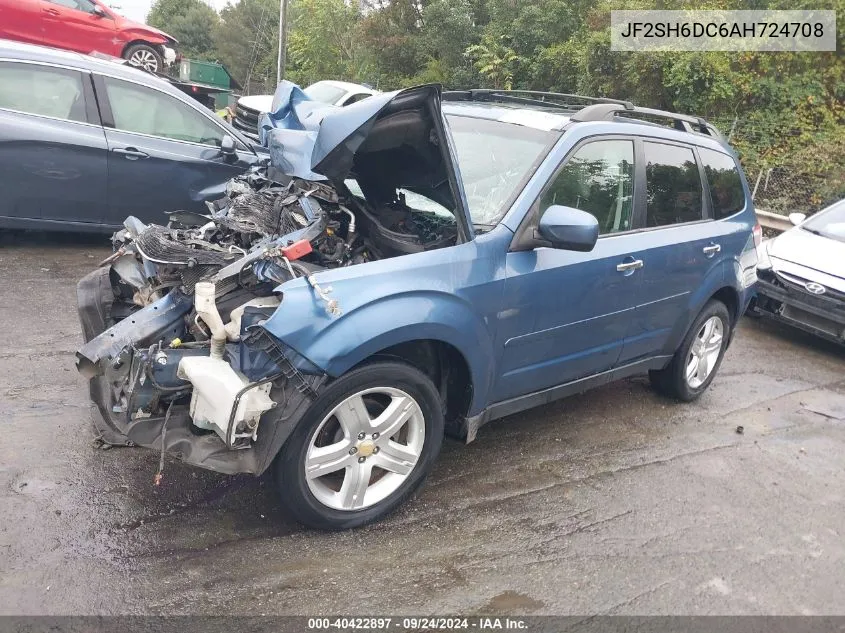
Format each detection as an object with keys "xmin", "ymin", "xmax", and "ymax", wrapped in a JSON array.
[
  {"xmin": 699, "ymin": 147, "xmax": 746, "ymax": 219},
  {"xmin": 540, "ymin": 139, "xmax": 635, "ymax": 235},
  {"xmin": 644, "ymin": 142, "xmax": 703, "ymax": 227},
  {"xmin": 0, "ymin": 62, "xmax": 87, "ymax": 123}
]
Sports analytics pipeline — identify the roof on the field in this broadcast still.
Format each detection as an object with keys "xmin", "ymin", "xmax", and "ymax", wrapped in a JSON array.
[
  {"xmin": 442, "ymin": 101, "xmax": 571, "ymax": 132},
  {"xmin": 442, "ymin": 89, "xmax": 734, "ymax": 153}
]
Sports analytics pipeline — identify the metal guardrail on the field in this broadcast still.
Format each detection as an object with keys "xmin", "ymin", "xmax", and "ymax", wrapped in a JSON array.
[{"xmin": 757, "ymin": 209, "xmax": 793, "ymax": 233}]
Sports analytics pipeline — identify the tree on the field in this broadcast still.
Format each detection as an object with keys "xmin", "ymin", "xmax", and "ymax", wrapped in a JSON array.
[
  {"xmin": 465, "ymin": 34, "xmax": 520, "ymax": 89},
  {"xmin": 213, "ymin": 0, "xmax": 280, "ymax": 94},
  {"xmin": 287, "ymin": 0, "xmax": 361, "ymax": 86},
  {"xmin": 147, "ymin": 0, "xmax": 219, "ymax": 60}
]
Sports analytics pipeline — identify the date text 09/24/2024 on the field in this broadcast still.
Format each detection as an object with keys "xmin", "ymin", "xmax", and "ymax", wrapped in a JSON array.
[{"xmin": 307, "ymin": 617, "xmax": 528, "ymax": 630}]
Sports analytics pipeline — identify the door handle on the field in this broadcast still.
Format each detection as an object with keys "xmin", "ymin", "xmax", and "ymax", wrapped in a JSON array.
[
  {"xmin": 703, "ymin": 243, "xmax": 721, "ymax": 258},
  {"xmin": 112, "ymin": 147, "xmax": 149, "ymax": 160},
  {"xmin": 43, "ymin": 7, "xmax": 60, "ymax": 15},
  {"xmin": 616, "ymin": 259, "xmax": 644, "ymax": 272}
]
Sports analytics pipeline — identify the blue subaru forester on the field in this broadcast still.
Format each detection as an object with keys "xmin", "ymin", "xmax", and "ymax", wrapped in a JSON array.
[{"xmin": 77, "ymin": 85, "xmax": 760, "ymax": 529}]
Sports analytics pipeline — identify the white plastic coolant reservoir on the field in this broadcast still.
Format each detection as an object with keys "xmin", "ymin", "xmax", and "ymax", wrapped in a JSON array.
[{"xmin": 177, "ymin": 356, "xmax": 275, "ymax": 446}]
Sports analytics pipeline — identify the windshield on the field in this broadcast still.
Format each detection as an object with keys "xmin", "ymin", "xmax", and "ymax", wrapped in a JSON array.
[
  {"xmin": 802, "ymin": 199, "xmax": 845, "ymax": 243},
  {"xmin": 304, "ymin": 82, "xmax": 347, "ymax": 105},
  {"xmin": 446, "ymin": 114, "xmax": 558, "ymax": 225}
]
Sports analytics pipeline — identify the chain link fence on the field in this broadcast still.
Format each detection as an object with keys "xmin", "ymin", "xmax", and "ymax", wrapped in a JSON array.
[{"xmin": 714, "ymin": 115, "xmax": 844, "ymax": 219}]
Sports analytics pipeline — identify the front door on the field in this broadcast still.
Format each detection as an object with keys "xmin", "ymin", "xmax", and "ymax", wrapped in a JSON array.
[
  {"xmin": 494, "ymin": 137, "xmax": 642, "ymax": 402},
  {"xmin": 95, "ymin": 75, "xmax": 257, "ymax": 227}
]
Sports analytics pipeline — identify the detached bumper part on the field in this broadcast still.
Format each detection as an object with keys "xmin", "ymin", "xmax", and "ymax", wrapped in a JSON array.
[
  {"xmin": 162, "ymin": 46, "xmax": 177, "ymax": 65},
  {"xmin": 753, "ymin": 277, "xmax": 845, "ymax": 344}
]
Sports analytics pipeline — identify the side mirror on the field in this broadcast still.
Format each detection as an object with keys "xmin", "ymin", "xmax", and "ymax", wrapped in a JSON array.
[
  {"xmin": 92, "ymin": 4, "xmax": 106, "ymax": 16},
  {"xmin": 537, "ymin": 205, "xmax": 599, "ymax": 252},
  {"xmin": 788, "ymin": 212, "xmax": 806, "ymax": 226},
  {"xmin": 220, "ymin": 135, "xmax": 236, "ymax": 156}
]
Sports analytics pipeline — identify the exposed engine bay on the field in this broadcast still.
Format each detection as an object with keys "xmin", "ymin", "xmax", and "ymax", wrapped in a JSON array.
[
  {"xmin": 78, "ymin": 165, "xmax": 457, "ymax": 450},
  {"xmin": 75, "ymin": 82, "xmax": 467, "ymax": 475}
]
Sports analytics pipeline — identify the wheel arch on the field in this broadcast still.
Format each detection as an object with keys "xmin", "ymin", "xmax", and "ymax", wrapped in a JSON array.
[
  {"xmin": 121, "ymin": 39, "xmax": 165, "ymax": 58},
  {"xmin": 352, "ymin": 339, "xmax": 474, "ymax": 437}
]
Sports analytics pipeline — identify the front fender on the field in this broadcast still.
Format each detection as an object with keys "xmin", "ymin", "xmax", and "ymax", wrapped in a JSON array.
[
  {"xmin": 263, "ymin": 289, "xmax": 497, "ymax": 416},
  {"xmin": 120, "ymin": 29, "xmax": 170, "ymax": 46}
]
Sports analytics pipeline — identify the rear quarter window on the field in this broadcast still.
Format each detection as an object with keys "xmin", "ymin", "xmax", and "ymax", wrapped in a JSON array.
[{"xmin": 699, "ymin": 147, "xmax": 746, "ymax": 219}]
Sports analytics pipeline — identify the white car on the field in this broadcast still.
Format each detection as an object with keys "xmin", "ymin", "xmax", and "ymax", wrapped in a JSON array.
[
  {"xmin": 233, "ymin": 80, "xmax": 379, "ymax": 140},
  {"xmin": 753, "ymin": 199, "xmax": 845, "ymax": 344}
]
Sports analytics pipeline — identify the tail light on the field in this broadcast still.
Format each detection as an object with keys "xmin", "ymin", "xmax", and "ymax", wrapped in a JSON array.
[{"xmin": 752, "ymin": 221, "xmax": 762, "ymax": 247}]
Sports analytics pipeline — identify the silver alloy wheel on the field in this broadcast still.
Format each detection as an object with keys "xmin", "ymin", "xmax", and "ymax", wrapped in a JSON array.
[
  {"xmin": 128, "ymin": 49, "xmax": 159, "ymax": 72},
  {"xmin": 686, "ymin": 316, "xmax": 724, "ymax": 388},
  {"xmin": 305, "ymin": 387, "xmax": 426, "ymax": 511}
]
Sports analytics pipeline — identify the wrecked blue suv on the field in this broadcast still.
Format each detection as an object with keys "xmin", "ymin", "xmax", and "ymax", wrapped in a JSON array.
[{"xmin": 76, "ymin": 84, "xmax": 759, "ymax": 529}]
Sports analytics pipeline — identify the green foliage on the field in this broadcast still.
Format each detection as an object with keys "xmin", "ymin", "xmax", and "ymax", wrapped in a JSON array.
[
  {"xmin": 287, "ymin": 0, "xmax": 360, "ymax": 86},
  {"xmin": 466, "ymin": 34, "xmax": 521, "ymax": 89},
  {"xmin": 213, "ymin": 0, "xmax": 280, "ymax": 94},
  {"xmin": 147, "ymin": 0, "xmax": 219, "ymax": 59},
  {"xmin": 161, "ymin": 0, "xmax": 842, "ymax": 211}
]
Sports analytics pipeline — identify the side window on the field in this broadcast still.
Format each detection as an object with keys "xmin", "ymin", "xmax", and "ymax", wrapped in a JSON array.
[
  {"xmin": 48, "ymin": 0, "xmax": 97, "ymax": 12},
  {"xmin": 343, "ymin": 93, "xmax": 371, "ymax": 106},
  {"xmin": 102, "ymin": 76, "xmax": 226, "ymax": 147},
  {"xmin": 539, "ymin": 139, "xmax": 634, "ymax": 235},
  {"xmin": 644, "ymin": 141, "xmax": 703, "ymax": 227},
  {"xmin": 699, "ymin": 147, "xmax": 746, "ymax": 219},
  {"xmin": 0, "ymin": 62, "xmax": 87, "ymax": 123}
]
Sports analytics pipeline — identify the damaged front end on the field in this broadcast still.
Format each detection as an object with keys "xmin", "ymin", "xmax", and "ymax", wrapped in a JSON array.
[{"xmin": 75, "ymin": 82, "xmax": 467, "ymax": 476}]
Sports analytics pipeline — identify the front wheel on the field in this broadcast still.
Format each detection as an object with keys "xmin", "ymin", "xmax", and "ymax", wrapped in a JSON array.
[
  {"xmin": 649, "ymin": 300, "xmax": 731, "ymax": 401},
  {"xmin": 275, "ymin": 361, "xmax": 444, "ymax": 530},
  {"xmin": 124, "ymin": 44, "xmax": 163, "ymax": 73}
]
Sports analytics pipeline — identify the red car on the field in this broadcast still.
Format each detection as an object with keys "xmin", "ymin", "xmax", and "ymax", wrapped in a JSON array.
[{"xmin": 0, "ymin": 0, "xmax": 178, "ymax": 73}]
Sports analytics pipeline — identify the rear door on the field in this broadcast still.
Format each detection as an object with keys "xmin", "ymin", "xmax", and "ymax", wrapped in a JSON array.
[
  {"xmin": 0, "ymin": 0, "xmax": 44, "ymax": 45},
  {"xmin": 39, "ymin": 0, "xmax": 116, "ymax": 55},
  {"xmin": 94, "ymin": 74, "xmax": 258, "ymax": 226},
  {"xmin": 0, "ymin": 61, "xmax": 108, "ymax": 225},
  {"xmin": 496, "ymin": 137, "xmax": 643, "ymax": 401},
  {"xmin": 619, "ymin": 139, "xmax": 719, "ymax": 362}
]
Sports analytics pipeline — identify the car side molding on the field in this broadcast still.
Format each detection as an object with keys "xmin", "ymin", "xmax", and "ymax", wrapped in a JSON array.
[{"xmin": 461, "ymin": 355, "xmax": 673, "ymax": 442}]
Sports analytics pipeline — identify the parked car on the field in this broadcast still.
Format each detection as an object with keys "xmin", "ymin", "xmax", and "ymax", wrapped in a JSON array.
[
  {"xmin": 76, "ymin": 85, "xmax": 759, "ymax": 530},
  {"xmin": 0, "ymin": 40, "xmax": 264, "ymax": 232},
  {"xmin": 233, "ymin": 80, "xmax": 379, "ymax": 140},
  {"xmin": 752, "ymin": 199, "xmax": 845, "ymax": 344},
  {"xmin": 0, "ymin": 0, "xmax": 178, "ymax": 73}
]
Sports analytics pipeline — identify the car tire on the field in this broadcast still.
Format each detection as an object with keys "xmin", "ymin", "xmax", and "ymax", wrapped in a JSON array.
[
  {"xmin": 274, "ymin": 361, "xmax": 444, "ymax": 530},
  {"xmin": 649, "ymin": 299, "xmax": 731, "ymax": 402},
  {"xmin": 124, "ymin": 44, "xmax": 163, "ymax": 73}
]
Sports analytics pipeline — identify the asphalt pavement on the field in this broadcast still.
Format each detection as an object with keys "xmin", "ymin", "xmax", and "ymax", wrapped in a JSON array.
[{"xmin": 1, "ymin": 230, "xmax": 844, "ymax": 616}]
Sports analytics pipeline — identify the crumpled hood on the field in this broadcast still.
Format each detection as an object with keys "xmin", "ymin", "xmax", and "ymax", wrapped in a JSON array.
[
  {"xmin": 257, "ymin": 81, "xmax": 434, "ymax": 180},
  {"xmin": 769, "ymin": 226, "xmax": 845, "ymax": 281},
  {"xmin": 257, "ymin": 80, "xmax": 472, "ymax": 236}
]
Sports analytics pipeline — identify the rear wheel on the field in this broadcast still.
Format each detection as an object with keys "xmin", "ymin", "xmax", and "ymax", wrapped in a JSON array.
[
  {"xmin": 124, "ymin": 44, "xmax": 163, "ymax": 73},
  {"xmin": 275, "ymin": 362, "xmax": 444, "ymax": 530},
  {"xmin": 649, "ymin": 300, "xmax": 731, "ymax": 401}
]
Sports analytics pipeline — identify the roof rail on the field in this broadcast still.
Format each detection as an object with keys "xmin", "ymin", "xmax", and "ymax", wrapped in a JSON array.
[
  {"xmin": 442, "ymin": 89, "xmax": 634, "ymax": 111},
  {"xmin": 572, "ymin": 103, "xmax": 723, "ymax": 139}
]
